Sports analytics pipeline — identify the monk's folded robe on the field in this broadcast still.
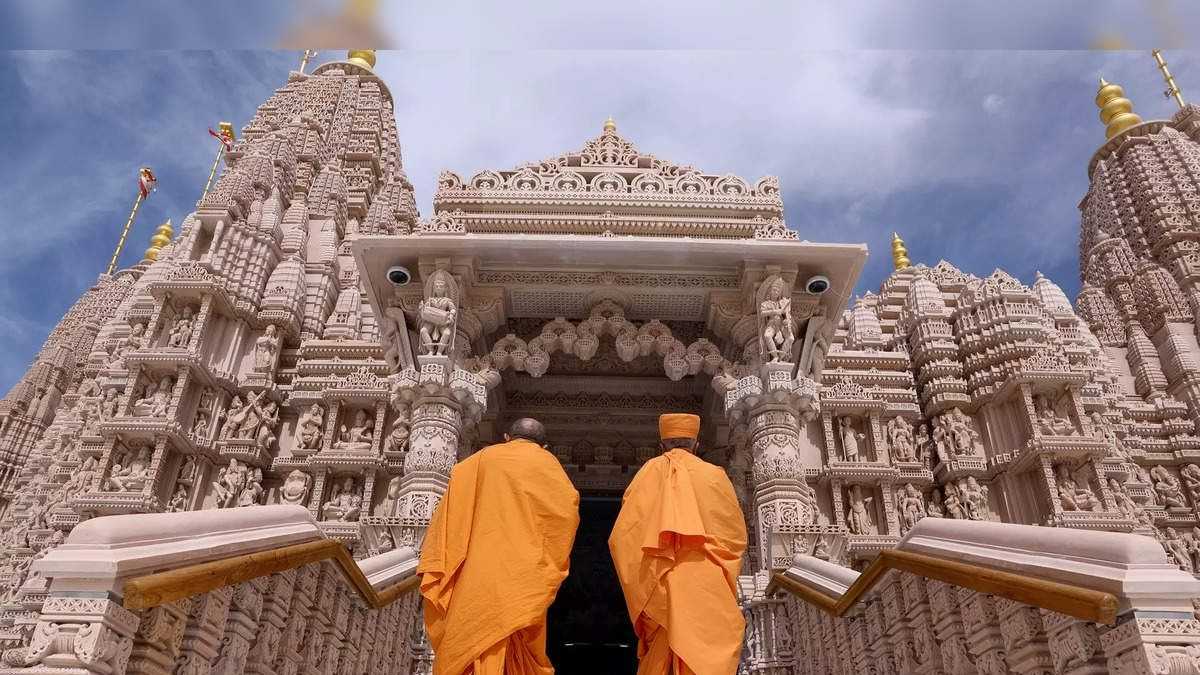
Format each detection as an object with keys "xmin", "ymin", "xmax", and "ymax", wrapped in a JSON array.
[
  {"xmin": 419, "ymin": 438, "xmax": 580, "ymax": 675},
  {"xmin": 608, "ymin": 446, "xmax": 748, "ymax": 675}
]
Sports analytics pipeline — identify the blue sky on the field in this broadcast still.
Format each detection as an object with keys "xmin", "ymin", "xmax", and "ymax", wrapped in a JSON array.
[{"xmin": 0, "ymin": 48, "xmax": 1196, "ymax": 394}]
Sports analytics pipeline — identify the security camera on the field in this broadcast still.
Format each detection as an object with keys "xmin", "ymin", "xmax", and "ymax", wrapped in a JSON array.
[
  {"xmin": 804, "ymin": 275, "xmax": 831, "ymax": 295},
  {"xmin": 386, "ymin": 265, "xmax": 412, "ymax": 286}
]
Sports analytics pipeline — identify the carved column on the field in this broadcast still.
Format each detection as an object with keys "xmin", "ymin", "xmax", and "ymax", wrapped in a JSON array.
[
  {"xmin": 17, "ymin": 597, "xmax": 138, "ymax": 675},
  {"xmin": 174, "ymin": 586, "xmax": 233, "ymax": 674},
  {"xmin": 128, "ymin": 599, "xmax": 192, "ymax": 675},
  {"xmin": 244, "ymin": 570, "xmax": 294, "ymax": 674},
  {"xmin": 210, "ymin": 579, "xmax": 264, "ymax": 675}
]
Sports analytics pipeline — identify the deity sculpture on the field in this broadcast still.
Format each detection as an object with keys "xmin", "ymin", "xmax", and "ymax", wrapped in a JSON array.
[
  {"xmin": 839, "ymin": 417, "xmax": 864, "ymax": 463},
  {"xmin": 383, "ymin": 404, "xmax": 410, "ymax": 456},
  {"xmin": 1108, "ymin": 479, "xmax": 1148, "ymax": 525},
  {"xmin": 799, "ymin": 309, "xmax": 829, "ymax": 382},
  {"xmin": 167, "ymin": 307, "xmax": 195, "ymax": 348},
  {"xmin": 887, "ymin": 417, "xmax": 916, "ymax": 462},
  {"xmin": 254, "ymin": 324, "xmax": 280, "ymax": 372},
  {"xmin": 211, "ymin": 458, "xmax": 250, "ymax": 509},
  {"xmin": 236, "ymin": 468, "xmax": 264, "ymax": 507},
  {"xmin": 758, "ymin": 276, "xmax": 795, "ymax": 363},
  {"xmin": 1036, "ymin": 398, "xmax": 1076, "ymax": 436},
  {"xmin": 279, "ymin": 470, "xmax": 312, "ymax": 506},
  {"xmin": 896, "ymin": 483, "xmax": 926, "ymax": 533},
  {"xmin": 1056, "ymin": 464, "xmax": 1098, "ymax": 511},
  {"xmin": 374, "ymin": 476, "xmax": 403, "ymax": 517},
  {"xmin": 418, "ymin": 271, "xmax": 457, "ymax": 356},
  {"xmin": 946, "ymin": 408, "xmax": 979, "ymax": 457},
  {"xmin": 1152, "ymin": 465, "xmax": 1188, "ymax": 508},
  {"xmin": 926, "ymin": 487, "xmax": 945, "ymax": 518},
  {"xmin": 915, "ymin": 423, "xmax": 930, "ymax": 463},
  {"xmin": 845, "ymin": 485, "xmax": 876, "ymax": 535},
  {"xmin": 1181, "ymin": 464, "xmax": 1200, "ymax": 505},
  {"xmin": 1164, "ymin": 528, "xmax": 1195, "ymax": 573},
  {"xmin": 334, "ymin": 409, "xmax": 375, "ymax": 451},
  {"xmin": 103, "ymin": 447, "xmax": 152, "ymax": 492},
  {"xmin": 942, "ymin": 482, "xmax": 967, "ymax": 519},
  {"xmin": 166, "ymin": 484, "xmax": 189, "ymax": 512},
  {"xmin": 710, "ymin": 361, "xmax": 738, "ymax": 395},
  {"xmin": 130, "ymin": 382, "xmax": 158, "ymax": 417},
  {"xmin": 76, "ymin": 377, "xmax": 100, "ymax": 400},
  {"xmin": 297, "ymin": 404, "xmax": 326, "ymax": 451},
  {"xmin": 959, "ymin": 477, "xmax": 989, "ymax": 520},
  {"xmin": 322, "ymin": 477, "xmax": 362, "ymax": 522},
  {"xmin": 41, "ymin": 456, "xmax": 98, "ymax": 518},
  {"xmin": 107, "ymin": 323, "xmax": 146, "ymax": 368},
  {"xmin": 98, "ymin": 388, "xmax": 119, "ymax": 422},
  {"xmin": 811, "ymin": 537, "xmax": 831, "ymax": 561},
  {"xmin": 1132, "ymin": 463, "xmax": 1152, "ymax": 485},
  {"xmin": 192, "ymin": 409, "xmax": 210, "ymax": 437}
]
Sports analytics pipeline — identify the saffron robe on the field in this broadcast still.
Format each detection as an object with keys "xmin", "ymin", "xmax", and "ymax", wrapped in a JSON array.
[
  {"xmin": 419, "ymin": 439, "xmax": 580, "ymax": 675},
  {"xmin": 609, "ymin": 448, "xmax": 748, "ymax": 675}
]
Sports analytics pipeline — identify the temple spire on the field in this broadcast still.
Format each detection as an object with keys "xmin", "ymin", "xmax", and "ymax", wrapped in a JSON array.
[
  {"xmin": 603, "ymin": 116, "xmax": 616, "ymax": 134},
  {"xmin": 891, "ymin": 232, "xmax": 912, "ymax": 270},
  {"xmin": 1095, "ymin": 77, "xmax": 1144, "ymax": 140},
  {"xmin": 1152, "ymin": 49, "xmax": 1186, "ymax": 109},
  {"xmin": 142, "ymin": 219, "xmax": 174, "ymax": 263},
  {"xmin": 346, "ymin": 49, "xmax": 376, "ymax": 70}
]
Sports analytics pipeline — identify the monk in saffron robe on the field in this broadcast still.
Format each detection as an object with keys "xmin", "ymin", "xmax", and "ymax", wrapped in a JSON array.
[
  {"xmin": 419, "ymin": 418, "xmax": 580, "ymax": 675},
  {"xmin": 609, "ymin": 413, "xmax": 748, "ymax": 675}
]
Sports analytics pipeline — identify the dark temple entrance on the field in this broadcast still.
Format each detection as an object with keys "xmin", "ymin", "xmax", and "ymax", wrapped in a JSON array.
[{"xmin": 547, "ymin": 496, "xmax": 638, "ymax": 674}]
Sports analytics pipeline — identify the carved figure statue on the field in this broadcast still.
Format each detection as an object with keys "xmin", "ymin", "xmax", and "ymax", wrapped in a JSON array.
[
  {"xmin": 1152, "ymin": 465, "xmax": 1188, "ymax": 508},
  {"xmin": 1132, "ymin": 463, "xmax": 1152, "ymax": 486},
  {"xmin": 130, "ymin": 381, "xmax": 158, "ymax": 417},
  {"xmin": 103, "ymin": 447, "xmax": 151, "ymax": 492},
  {"xmin": 254, "ymin": 324, "xmax": 280, "ymax": 372},
  {"xmin": 1164, "ymin": 528, "xmax": 1194, "ymax": 573},
  {"xmin": 942, "ymin": 482, "xmax": 967, "ymax": 519},
  {"xmin": 759, "ymin": 276, "xmax": 795, "ymax": 363},
  {"xmin": 959, "ymin": 477, "xmax": 989, "ymax": 521},
  {"xmin": 254, "ymin": 400, "xmax": 279, "ymax": 450},
  {"xmin": 280, "ymin": 470, "xmax": 312, "ymax": 505},
  {"xmin": 334, "ymin": 409, "xmax": 375, "ymax": 451},
  {"xmin": 236, "ymin": 468, "xmax": 264, "ymax": 507},
  {"xmin": 915, "ymin": 423, "xmax": 930, "ymax": 463},
  {"xmin": 946, "ymin": 408, "xmax": 979, "ymax": 457},
  {"xmin": 384, "ymin": 404, "xmax": 410, "ymax": 456},
  {"xmin": 1108, "ymin": 479, "xmax": 1149, "ymax": 526},
  {"xmin": 811, "ymin": 537, "xmax": 831, "ymax": 561},
  {"xmin": 926, "ymin": 488, "xmax": 945, "ymax": 518},
  {"xmin": 417, "ymin": 271, "xmax": 457, "ymax": 356},
  {"xmin": 1056, "ymin": 464, "xmax": 1098, "ymax": 511},
  {"xmin": 799, "ymin": 309, "xmax": 829, "ymax": 382},
  {"xmin": 839, "ymin": 417, "xmax": 863, "ymax": 463},
  {"xmin": 41, "ymin": 456, "xmax": 99, "ymax": 518},
  {"xmin": 896, "ymin": 483, "xmax": 926, "ymax": 533},
  {"xmin": 710, "ymin": 361, "xmax": 738, "ymax": 395},
  {"xmin": 1036, "ymin": 398, "xmax": 1076, "ymax": 436},
  {"xmin": 374, "ymin": 476, "xmax": 403, "ymax": 517},
  {"xmin": 887, "ymin": 417, "xmax": 916, "ymax": 462},
  {"xmin": 167, "ymin": 307, "xmax": 195, "ymax": 348},
  {"xmin": 192, "ymin": 410, "xmax": 211, "ymax": 437},
  {"xmin": 322, "ymin": 477, "xmax": 362, "ymax": 522},
  {"xmin": 845, "ymin": 485, "xmax": 876, "ymax": 535},
  {"xmin": 219, "ymin": 396, "xmax": 246, "ymax": 440},
  {"xmin": 1181, "ymin": 464, "xmax": 1200, "ymax": 505},
  {"xmin": 107, "ymin": 323, "xmax": 146, "ymax": 368},
  {"xmin": 167, "ymin": 484, "xmax": 189, "ymax": 512},
  {"xmin": 212, "ymin": 458, "xmax": 248, "ymax": 509},
  {"xmin": 99, "ymin": 388, "xmax": 119, "ymax": 422},
  {"xmin": 150, "ymin": 375, "xmax": 173, "ymax": 416},
  {"xmin": 297, "ymin": 404, "xmax": 326, "ymax": 451}
]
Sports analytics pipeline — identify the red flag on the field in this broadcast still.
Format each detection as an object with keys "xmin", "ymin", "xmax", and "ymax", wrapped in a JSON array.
[
  {"xmin": 138, "ymin": 167, "xmax": 157, "ymax": 199},
  {"xmin": 208, "ymin": 127, "xmax": 234, "ymax": 150}
]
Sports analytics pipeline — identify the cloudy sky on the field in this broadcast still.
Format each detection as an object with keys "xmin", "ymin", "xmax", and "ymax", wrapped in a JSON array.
[{"xmin": 0, "ymin": 43, "xmax": 1196, "ymax": 393}]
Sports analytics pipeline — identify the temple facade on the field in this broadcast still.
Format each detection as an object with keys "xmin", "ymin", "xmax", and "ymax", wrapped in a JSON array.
[{"xmin": 3, "ymin": 52, "xmax": 1200, "ymax": 674}]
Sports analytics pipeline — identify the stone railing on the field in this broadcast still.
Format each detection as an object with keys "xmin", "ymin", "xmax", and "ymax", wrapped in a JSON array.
[
  {"xmin": 766, "ymin": 518, "xmax": 1200, "ymax": 675},
  {"xmin": 0, "ymin": 505, "xmax": 421, "ymax": 675}
]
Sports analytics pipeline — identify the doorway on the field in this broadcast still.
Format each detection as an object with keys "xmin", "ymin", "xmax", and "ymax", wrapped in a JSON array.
[{"xmin": 547, "ymin": 496, "xmax": 638, "ymax": 674}]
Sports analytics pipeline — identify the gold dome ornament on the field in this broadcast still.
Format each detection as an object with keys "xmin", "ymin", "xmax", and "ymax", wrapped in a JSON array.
[
  {"xmin": 603, "ymin": 116, "xmax": 616, "ymax": 134},
  {"xmin": 1095, "ymin": 77, "xmax": 1143, "ymax": 140},
  {"xmin": 143, "ymin": 219, "xmax": 174, "ymax": 262},
  {"xmin": 346, "ymin": 49, "xmax": 377, "ymax": 69},
  {"xmin": 891, "ymin": 232, "xmax": 912, "ymax": 270}
]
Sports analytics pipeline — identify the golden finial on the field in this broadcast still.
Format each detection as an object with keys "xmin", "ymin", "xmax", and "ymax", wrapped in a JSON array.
[
  {"xmin": 1152, "ymin": 49, "xmax": 1186, "ymax": 110},
  {"xmin": 1095, "ymin": 77, "xmax": 1144, "ymax": 140},
  {"xmin": 299, "ymin": 49, "xmax": 318, "ymax": 74},
  {"xmin": 143, "ymin": 219, "xmax": 174, "ymax": 263},
  {"xmin": 346, "ymin": 49, "xmax": 377, "ymax": 69},
  {"xmin": 603, "ymin": 116, "xmax": 616, "ymax": 134},
  {"xmin": 891, "ymin": 232, "xmax": 912, "ymax": 270}
]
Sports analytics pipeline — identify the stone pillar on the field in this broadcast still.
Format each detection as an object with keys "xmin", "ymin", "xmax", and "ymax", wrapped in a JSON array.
[
  {"xmin": 727, "ymin": 363, "xmax": 820, "ymax": 571},
  {"xmin": 127, "ymin": 600, "xmax": 192, "ymax": 675},
  {"xmin": 12, "ymin": 597, "xmax": 139, "ymax": 674}
]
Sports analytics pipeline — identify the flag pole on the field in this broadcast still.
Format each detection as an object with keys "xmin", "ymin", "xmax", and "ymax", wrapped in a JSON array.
[
  {"xmin": 106, "ymin": 190, "xmax": 147, "ymax": 275},
  {"xmin": 200, "ymin": 121, "xmax": 235, "ymax": 201}
]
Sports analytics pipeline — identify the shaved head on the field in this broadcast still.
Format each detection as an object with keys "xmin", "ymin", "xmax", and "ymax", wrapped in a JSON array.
[{"xmin": 506, "ymin": 417, "xmax": 546, "ymax": 445}]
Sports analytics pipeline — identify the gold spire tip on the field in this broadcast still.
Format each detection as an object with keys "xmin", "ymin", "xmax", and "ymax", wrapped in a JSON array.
[
  {"xmin": 143, "ymin": 219, "xmax": 174, "ymax": 263},
  {"xmin": 1095, "ymin": 77, "xmax": 1143, "ymax": 140},
  {"xmin": 603, "ymin": 116, "xmax": 616, "ymax": 133},
  {"xmin": 890, "ymin": 232, "xmax": 912, "ymax": 270},
  {"xmin": 346, "ymin": 49, "xmax": 377, "ymax": 69},
  {"xmin": 1152, "ymin": 49, "xmax": 1186, "ymax": 110}
]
